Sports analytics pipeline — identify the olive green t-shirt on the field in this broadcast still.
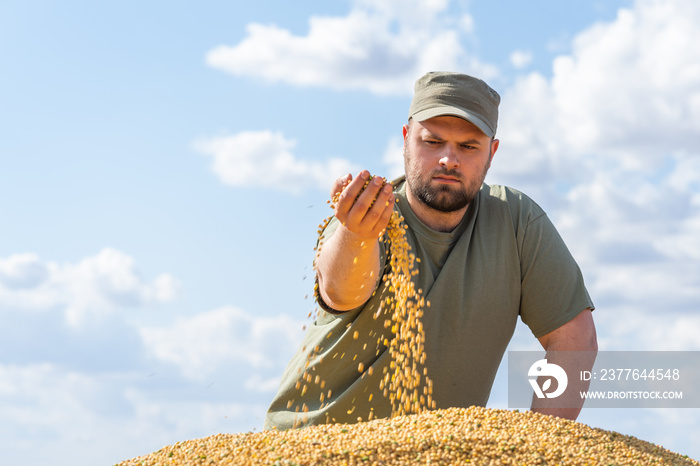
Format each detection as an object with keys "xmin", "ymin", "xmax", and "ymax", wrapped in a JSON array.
[{"xmin": 264, "ymin": 178, "xmax": 594, "ymax": 429}]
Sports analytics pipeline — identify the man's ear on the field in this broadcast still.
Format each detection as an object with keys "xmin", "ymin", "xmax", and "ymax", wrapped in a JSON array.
[
  {"xmin": 402, "ymin": 124, "xmax": 410, "ymax": 146},
  {"xmin": 490, "ymin": 138, "xmax": 500, "ymax": 163}
]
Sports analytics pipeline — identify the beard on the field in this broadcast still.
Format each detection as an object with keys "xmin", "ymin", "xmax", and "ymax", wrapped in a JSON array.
[{"xmin": 404, "ymin": 147, "xmax": 490, "ymax": 213}]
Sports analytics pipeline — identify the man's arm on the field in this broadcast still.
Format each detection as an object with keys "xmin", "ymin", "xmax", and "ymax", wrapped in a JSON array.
[
  {"xmin": 531, "ymin": 308, "xmax": 597, "ymax": 420},
  {"xmin": 315, "ymin": 170, "xmax": 395, "ymax": 311}
]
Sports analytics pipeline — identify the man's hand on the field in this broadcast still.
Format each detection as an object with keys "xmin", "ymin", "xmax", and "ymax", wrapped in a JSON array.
[
  {"xmin": 331, "ymin": 170, "xmax": 395, "ymax": 240},
  {"xmin": 315, "ymin": 170, "xmax": 395, "ymax": 312}
]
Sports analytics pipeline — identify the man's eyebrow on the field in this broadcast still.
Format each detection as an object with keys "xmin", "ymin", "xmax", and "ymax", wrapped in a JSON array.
[
  {"xmin": 419, "ymin": 129, "xmax": 484, "ymax": 146},
  {"xmin": 422, "ymin": 132, "xmax": 482, "ymax": 146},
  {"xmin": 420, "ymin": 130, "xmax": 444, "ymax": 141},
  {"xmin": 460, "ymin": 138, "xmax": 483, "ymax": 146}
]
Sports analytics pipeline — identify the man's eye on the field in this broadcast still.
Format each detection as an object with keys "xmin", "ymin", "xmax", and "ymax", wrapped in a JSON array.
[{"xmin": 425, "ymin": 140, "xmax": 440, "ymax": 145}]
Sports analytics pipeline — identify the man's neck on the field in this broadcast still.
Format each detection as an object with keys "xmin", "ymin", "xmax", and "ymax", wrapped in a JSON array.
[{"xmin": 405, "ymin": 189, "xmax": 469, "ymax": 233}]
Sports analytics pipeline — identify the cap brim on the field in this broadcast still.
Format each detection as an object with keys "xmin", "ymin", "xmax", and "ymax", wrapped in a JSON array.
[{"xmin": 411, "ymin": 106, "xmax": 495, "ymax": 138}]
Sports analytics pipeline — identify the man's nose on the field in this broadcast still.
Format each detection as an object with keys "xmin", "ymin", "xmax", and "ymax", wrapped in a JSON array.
[{"xmin": 438, "ymin": 146, "xmax": 460, "ymax": 169}]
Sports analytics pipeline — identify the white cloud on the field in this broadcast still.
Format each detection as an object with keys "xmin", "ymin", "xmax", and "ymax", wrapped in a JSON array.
[
  {"xmin": 244, "ymin": 373, "xmax": 285, "ymax": 393},
  {"xmin": 0, "ymin": 249, "xmax": 180, "ymax": 328},
  {"xmin": 353, "ymin": 0, "xmax": 450, "ymax": 22},
  {"xmin": 495, "ymin": 0, "xmax": 700, "ymax": 179},
  {"xmin": 509, "ymin": 50, "xmax": 532, "ymax": 69},
  {"xmin": 205, "ymin": 0, "xmax": 496, "ymax": 95},
  {"xmin": 0, "ymin": 253, "xmax": 48, "ymax": 289},
  {"xmin": 459, "ymin": 14, "xmax": 475, "ymax": 34},
  {"xmin": 0, "ymin": 363, "xmax": 140, "ymax": 464},
  {"xmin": 139, "ymin": 306, "xmax": 304, "ymax": 381},
  {"xmin": 550, "ymin": 0, "xmax": 700, "ymax": 159},
  {"xmin": 594, "ymin": 307, "xmax": 700, "ymax": 351},
  {"xmin": 0, "ymin": 258, "xmax": 299, "ymax": 463},
  {"xmin": 555, "ymin": 171, "xmax": 700, "ymax": 316},
  {"xmin": 195, "ymin": 130, "xmax": 359, "ymax": 193},
  {"xmin": 0, "ymin": 363, "xmax": 268, "ymax": 465},
  {"xmin": 488, "ymin": 0, "xmax": 700, "ymax": 336}
]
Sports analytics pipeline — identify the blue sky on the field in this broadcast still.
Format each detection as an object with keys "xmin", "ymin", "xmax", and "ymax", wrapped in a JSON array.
[{"xmin": 2, "ymin": 0, "xmax": 700, "ymax": 464}]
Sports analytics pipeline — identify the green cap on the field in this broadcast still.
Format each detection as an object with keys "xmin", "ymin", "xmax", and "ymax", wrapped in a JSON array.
[{"xmin": 408, "ymin": 71, "xmax": 501, "ymax": 137}]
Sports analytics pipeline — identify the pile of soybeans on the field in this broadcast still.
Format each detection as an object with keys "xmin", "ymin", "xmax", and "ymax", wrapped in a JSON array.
[{"xmin": 116, "ymin": 406, "xmax": 698, "ymax": 465}]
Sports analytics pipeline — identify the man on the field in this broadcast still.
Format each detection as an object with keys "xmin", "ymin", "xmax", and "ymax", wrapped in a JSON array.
[{"xmin": 265, "ymin": 71, "xmax": 597, "ymax": 430}]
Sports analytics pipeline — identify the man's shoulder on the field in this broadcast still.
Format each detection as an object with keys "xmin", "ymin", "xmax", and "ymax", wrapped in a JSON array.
[
  {"xmin": 481, "ymin": 183, "xmax": 535, "ymax": 205},
  {"xmin": 479, "ymin": 183, "xmax": 547, "ymax": 223}
]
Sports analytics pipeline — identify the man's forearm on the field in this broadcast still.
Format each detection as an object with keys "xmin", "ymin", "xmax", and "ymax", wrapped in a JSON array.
[
  {"xmin": 315, "ymin": 225, "xmax": 381, "ymax": 311},
  {"xmin": 530, "ymin": 350, "xmax": 596, "ymax": 420},
  {"xmin": 532, "ymin": 309, "xmax": 597, "ymax": 420}
]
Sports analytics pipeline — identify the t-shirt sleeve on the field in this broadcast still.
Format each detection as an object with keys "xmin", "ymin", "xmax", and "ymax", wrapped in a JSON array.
[
  {"xmin": 313, "ymin": 216, "xmax": 389, "ymax": 314},
  {"xmin": 518, "ymin": 211, "xmax": 595, "ymax": 338}
]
